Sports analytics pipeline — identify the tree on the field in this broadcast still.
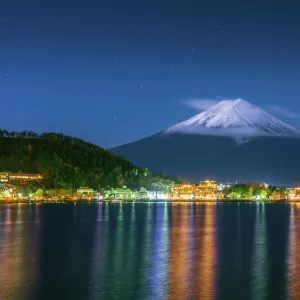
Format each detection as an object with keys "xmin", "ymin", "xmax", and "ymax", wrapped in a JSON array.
[
  {"xmin": 260, "ymin": 190, "xmax": 268, "ymax": 199},
  {"xmin": 34, "ymin": 189, "xmax": 44, "ymax": 199}
]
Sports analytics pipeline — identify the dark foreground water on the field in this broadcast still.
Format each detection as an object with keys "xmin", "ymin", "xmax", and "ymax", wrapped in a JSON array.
[{"xmin": 0, "ymin": 202, "xmax": 300, "ymax": 300}]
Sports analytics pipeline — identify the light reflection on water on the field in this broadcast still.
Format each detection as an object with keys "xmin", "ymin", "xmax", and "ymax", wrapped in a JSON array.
[
  {"xmin": 287, "ymin": 204, "xmax": 300, "ymax": 300},
  {"xmin": 250, "ymin": 203, "xmax": 268, "ymax": 300},
  {"xmin": 0, "ymin": 203, "xmax": 298, "ymax": 299}
]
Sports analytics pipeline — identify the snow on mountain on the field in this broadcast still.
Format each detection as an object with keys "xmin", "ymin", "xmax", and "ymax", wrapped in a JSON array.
[{"xmin": 165, "ymin": 99, "xmax": 300, "ymax": 142}]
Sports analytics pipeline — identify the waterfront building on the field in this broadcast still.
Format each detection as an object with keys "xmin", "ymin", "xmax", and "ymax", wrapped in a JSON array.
[
  {"xmin": 77, "ymin": 187, "xmax": 95, "ymax": 198},
  {"xmin": 195, "ymin": 180, "xmax": 222, "ymax": 200},
  {"xmin": 288, "ymin": 186, "xmax": 300, "ymax": 200},
  {"xmin": 171, "ymin": 184, "xmax": 195, "ymax": 200},
  {"xmin": 0, "ymin": 183, "xmax": 14, "ymax": 199},
  {"xmin": 0, "ymin": 172, "xmax": 42, "ymax": 183},
  {"xmin": 269, "ymin": 191, "xmax": 284, "ymax": 201},
  {"xmin": 95, "ymin": 193, "xmax": 103, "ymax": 200},
  {"xmin": 132, "ymin": 187, "xmax": 148, "ymax": 200},
  {"xmin": 104, "ymin": 187, "xmax": 132, "ymax": 200},
  {"xmin": 147, "ymin": 190, "xmax": 169, "ymax": 200}
]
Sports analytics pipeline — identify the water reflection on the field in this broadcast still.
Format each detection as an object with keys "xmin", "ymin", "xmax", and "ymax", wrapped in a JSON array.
[
  {"xmin": 251, "ymin": 203, "xmax": 268, "ymax": 300},
  {"xmin": 191, "ymin": 203, "xmax": 217, "ymax": 300},
  {"xmin": 148, "ymin": 203, "xmax": 170, "ymax": 300},
  {"xmin": 287, "ymin": 204, "xmax": 300, "ymax": 300},
  {"xmin": 168, "ymin": 203, "xmax": 190, "ymax": 299},
  {"xmin": 0, "ymin": 204, "xmax": 41, "ymax": 299},
  {"xmin": 0, "ymin": 203, "xmax": 299, "ymax": 300},
  {"xmin": 88, "ymin": 203, "xmax": 103, "ymax": 299}
]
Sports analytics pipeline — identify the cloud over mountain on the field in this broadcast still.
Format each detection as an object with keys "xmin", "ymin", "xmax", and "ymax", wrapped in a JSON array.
[{"xmin": 268, "ymin": 105, "xmax": 300, "ymax": 119}]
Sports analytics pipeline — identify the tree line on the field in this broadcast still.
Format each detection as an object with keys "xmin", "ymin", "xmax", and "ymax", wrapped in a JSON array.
[
  {"xmin": 224, "ymin": 183, "xmax": 286, "ymax": 200},
  {"xmin": 0, "ymin": 130, "xmax": 181, "ymax": 192}
]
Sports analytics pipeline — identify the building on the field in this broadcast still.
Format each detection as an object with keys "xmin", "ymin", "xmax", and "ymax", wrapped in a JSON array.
[
  {"xmin": 147, "ymin": 190, "xmax": 169, "ymax": 200},
  {"xmin": 217, "ymin": 183, "xmax": 232, "ymax": 191},
  {"xmin": 195, "ymin": 180, "xmax": 222, "ymax": 200},
  {"xmin": 288, "ymin": 186, "xmax": 300, "ymax": 200},
  {"xmin": 0, "ymin": 172, "xmax": 42, "ymax": 183},
  {"xmin": 77, "ymin": 187, "xmax": 95, "ymax": 198},
  {"xmin": 95, "ymin": 193, "xmax": 103, "ymax": 200},
  {"xmin": 0, "ymin": 183, "xmax": 14, "ymax": 199},
  {"xmin": 0, "ymin": 173, "xmax": 8, "ymax": 182},
  {"xmin": 104, "ymin": 187, "xmax": 132, "ymax": 200},
  {"xmin": 171, "ymin": 184, "xmax": 195, "ymax": 200},
  {"xmin": 269, "ymin": 191, "xmax": 284, "ymax": 201},
  {"xmin": 132, "ymin": 187, "xmax": 148, "ymax": 200}
]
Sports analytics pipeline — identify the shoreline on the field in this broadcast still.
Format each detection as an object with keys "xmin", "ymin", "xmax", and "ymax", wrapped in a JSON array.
[{"xmin": 0, "ymin": 199, "xmax": 299, "ymax": 204}]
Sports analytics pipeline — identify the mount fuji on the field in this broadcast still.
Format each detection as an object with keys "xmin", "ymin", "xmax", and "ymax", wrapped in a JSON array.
[{"xmin": 112, "ymin": 99, "xmax": 300, "ymax": 185}]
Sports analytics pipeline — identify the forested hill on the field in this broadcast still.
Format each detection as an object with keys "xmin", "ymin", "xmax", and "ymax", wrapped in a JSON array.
[{"xmin": 0, "ymin": 130, "xmax": 179, "ymax": 190}]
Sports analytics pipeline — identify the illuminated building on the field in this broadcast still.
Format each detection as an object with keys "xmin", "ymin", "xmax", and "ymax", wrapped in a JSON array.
[
  {"xmin": 217, "ymin": 183, "xmax": 231, "ymax": 191},
  {"xmin": 288, "ymin": 187, "xmax": 300, "ymax": 200},
  {"xmin": 0, "ymin": 172, "xmax": 42, "ymax": 183},
  {"xmin": 95, "ymin": 193, "xmax": 103, "ymax": 200},
  {"xmin": 269, "ymin": 191, "xmax": 285, "ymax": 200},
  {"xmin": 0, "ymin": 173, "xmax": 8, "ymax": 182},
  {"xmin": 260, "ymin": 183, "xmax": 270, "ymax": 189},
  {"xmin": 104, "ymin": 187, "xmax": 132, "ymax": 200},
  {"xmin": 77, "ymin": 187, "xmax": 95, "ymax": 197},
  {"xmin": 195, "ymin": 180, "xmax": 222, "ymax": 200},
  {"xmin": 132, "ymin": 187, "xmax": 149, "ymax": 200},
  {"xmin": 171, "ymin": 184, "xmax": 195, "ymax": 200},
  {"xmin": 0, "ymin": 183, "xmax": 14, "ymax": 199},
  {"xmin": 147, "ymin": 190, "xmax": 169, "ymax": 200}
]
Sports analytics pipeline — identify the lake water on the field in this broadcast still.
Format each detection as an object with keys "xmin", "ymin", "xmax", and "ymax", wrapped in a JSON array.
[{"xmin": 0, "ymin": 202, "xmax": 299, "ymax": 300}]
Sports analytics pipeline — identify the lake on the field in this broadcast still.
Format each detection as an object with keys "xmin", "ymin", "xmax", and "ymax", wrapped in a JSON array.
[{"xmin": 0, "ymin": 202, "xmax": 299, "ymax": 300}]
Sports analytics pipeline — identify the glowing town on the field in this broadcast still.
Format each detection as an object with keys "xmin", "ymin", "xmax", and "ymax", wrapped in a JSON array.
[{"xmin": 0, "ymin": 171, "xmax": 300, "ymax": 202}]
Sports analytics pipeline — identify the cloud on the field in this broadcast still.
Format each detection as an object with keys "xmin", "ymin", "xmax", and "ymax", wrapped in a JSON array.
[
  {"xmin": 267, "ymin": 105, "xmax": 300, "ymax": 119},
  {"xmin": 183, "ymin": 98, "xmax": 219, "ymax": 111}
]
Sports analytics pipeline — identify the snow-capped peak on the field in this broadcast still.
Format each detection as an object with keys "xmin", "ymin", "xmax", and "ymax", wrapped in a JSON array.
[{"xmin": 165, "ymin": 99, "xmax": 300, "ymax": 141}]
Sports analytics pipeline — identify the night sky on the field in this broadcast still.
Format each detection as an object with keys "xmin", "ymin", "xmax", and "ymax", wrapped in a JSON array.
[{"xmin": 1, "ymin": 0, "xmax": 300, "ymax": 148}]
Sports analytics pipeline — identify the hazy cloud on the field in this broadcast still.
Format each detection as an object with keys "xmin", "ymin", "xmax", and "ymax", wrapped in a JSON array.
[
  {"xmin": 183, "ymin": 98, "xmax": 219, "ymax": 111},
  {"xmin": 268, "ymin": 105, "xmax": 300, "ymax": 119}
]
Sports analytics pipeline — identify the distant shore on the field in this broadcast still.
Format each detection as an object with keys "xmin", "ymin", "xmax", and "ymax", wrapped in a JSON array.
[{"xmin": 0, "ymin": 198, "xmax": 298, "ymax": 204}]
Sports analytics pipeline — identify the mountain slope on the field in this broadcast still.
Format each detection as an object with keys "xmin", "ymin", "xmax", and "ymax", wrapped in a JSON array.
[
  {"xmin": 0, "ymin": 131, "xmax": 177, "ymax": 190},
  {"xmin": 112, "ymin": 100, "xmax": 300, "ymax": 185}
]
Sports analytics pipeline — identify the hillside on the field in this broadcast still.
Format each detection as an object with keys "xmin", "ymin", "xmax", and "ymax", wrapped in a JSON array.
[{"xmin": 0, "ymin": 130, "xmax": 179, "ymax": 190}]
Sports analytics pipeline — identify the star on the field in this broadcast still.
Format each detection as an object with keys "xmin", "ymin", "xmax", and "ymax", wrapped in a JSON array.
[
  {"xmin": 140, "ymin": 83, "xmax": 144, "ymax": 89},
  {"xmin": 1, "ymin": 19, "xmax": 4, "ymax": 21},
  {"xmin": 114, "ymin": 117, "xmax": 117, "ymax": 120}
]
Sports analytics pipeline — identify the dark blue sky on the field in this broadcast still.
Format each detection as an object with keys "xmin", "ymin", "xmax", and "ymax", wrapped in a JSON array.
[{"xmin": 1, "ymin": 0, "xmax": 300, "ymax": 148}]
